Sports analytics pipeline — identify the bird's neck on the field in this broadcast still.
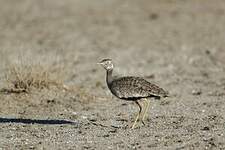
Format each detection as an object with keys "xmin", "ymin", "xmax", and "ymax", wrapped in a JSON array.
[{"xmin": 106, "ymin": 69, "xmax": 113, "ymax": 85}]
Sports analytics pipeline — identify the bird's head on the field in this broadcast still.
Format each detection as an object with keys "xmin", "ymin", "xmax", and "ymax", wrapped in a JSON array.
[{"xmin": 98, "ymin": 58, "xmax": 114, "ymax": 71}]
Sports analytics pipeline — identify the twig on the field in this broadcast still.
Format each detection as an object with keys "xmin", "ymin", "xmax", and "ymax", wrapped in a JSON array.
[{"xmin": 0, "ymin": 88, "xmax": 28, "ymax": 94}]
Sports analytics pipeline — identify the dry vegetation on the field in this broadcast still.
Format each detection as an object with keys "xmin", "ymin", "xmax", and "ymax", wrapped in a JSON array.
[{"xmin": 1, "ymin": 61, "xmax": 66, "ymax": 93}]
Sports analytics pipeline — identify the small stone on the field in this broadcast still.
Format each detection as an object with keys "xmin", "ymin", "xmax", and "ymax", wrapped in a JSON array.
[
  {"xmin": 72, "ymin": 112, "xmax": 77, "ymax": 115},
  {"xmin": 81, "ymin": 116, "xmax": 87, "ymax": 119},
  {"xmin": 201, "ymin": 126, "xmax": 210, "ymax": 131},
  {"xmin": 192, "ymin": 89, "xmax": 202, "ymax": 95}
]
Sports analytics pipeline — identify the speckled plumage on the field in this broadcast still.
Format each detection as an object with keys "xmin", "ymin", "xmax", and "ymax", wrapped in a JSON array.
[
  {"xmin": 98, "ymin": 58, "xmax": 168, "ymax": 129},
  {"xmin": 108, "ymin": 76, "xmax": 168, "ymax": 100}
]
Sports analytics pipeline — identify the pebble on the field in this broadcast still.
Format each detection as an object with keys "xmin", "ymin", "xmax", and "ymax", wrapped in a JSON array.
[{"xmin": 192, "ymin": 89, "xmax": 202, "ymax": 95}]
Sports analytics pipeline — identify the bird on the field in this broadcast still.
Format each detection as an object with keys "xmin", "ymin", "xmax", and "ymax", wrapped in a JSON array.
[{"xmin": 98, "ymin": 58, "xmax": 168, "ymax": 129}]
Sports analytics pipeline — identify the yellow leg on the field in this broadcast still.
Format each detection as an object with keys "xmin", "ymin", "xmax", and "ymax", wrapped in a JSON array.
[
  {"xmin": 131, "ymin": 112, "xmax": 140, "ymax": 129},
  {"xmin": 140, "ymin": 99, "xmax": 147, "ymax": 125},
  {"xmin": 141, "ymin": 98, "xmax": 150, "ymax": 125},
  {"xmin": 131, "ymin": 101, "xmax": 142, "ymax": 129}
]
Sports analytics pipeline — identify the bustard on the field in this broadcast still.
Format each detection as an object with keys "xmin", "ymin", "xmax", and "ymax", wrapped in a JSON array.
[{"xmin": 98, "ymin": 59, "xmax": 168, "ymax": 129}]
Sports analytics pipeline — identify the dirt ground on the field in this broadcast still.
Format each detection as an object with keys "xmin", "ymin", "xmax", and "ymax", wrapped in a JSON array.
[{"xmin": 0, "ymin": 0, "xmax": 225, "ymax": 149}]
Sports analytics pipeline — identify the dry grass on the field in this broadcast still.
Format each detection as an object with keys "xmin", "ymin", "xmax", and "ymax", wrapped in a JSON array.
[{"xmin": 2, "ymin": 62, "xmax": 66, "ymax": 93}]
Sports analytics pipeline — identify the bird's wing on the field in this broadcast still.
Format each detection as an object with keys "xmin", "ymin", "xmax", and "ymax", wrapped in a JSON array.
[
  {"xmin": 110, "ymin": 76, "xmax": 167, "ymax": 99},
  {"xmin": 137, "ymin": 77, "xmax": 168, "ymax": 97}
]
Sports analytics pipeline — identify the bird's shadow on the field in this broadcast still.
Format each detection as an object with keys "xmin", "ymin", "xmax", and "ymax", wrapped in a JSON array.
[{"xmin": 0, "ymin": 117, "xmax": 77, "ymax": 125}]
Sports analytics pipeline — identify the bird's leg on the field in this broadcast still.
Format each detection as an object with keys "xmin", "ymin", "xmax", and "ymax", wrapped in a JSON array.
[
  {"xmin": 131, "ymin": 100, "xmax": 142, "ymax": 129},
  {"xmin": 141, "ymin": 98, "xmax": 150, "ymax": 125},
  {"xmin": 140, "ymin": 99, "xmax": 147, "ymax": 126}
]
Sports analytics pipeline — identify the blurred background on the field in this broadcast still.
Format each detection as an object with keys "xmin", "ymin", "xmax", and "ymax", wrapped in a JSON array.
[{"xmin": 1, "ymin": 0, "xmax": 225, "ymax": 86}]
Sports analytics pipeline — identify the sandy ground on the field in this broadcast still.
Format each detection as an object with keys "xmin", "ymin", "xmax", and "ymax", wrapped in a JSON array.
[{"xmin": 0, "ymin": 0, "xmax": 225, "ymax": 149}]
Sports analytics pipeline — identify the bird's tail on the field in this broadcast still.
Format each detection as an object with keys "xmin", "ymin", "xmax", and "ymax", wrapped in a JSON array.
[{"xmin": 161, "ymin": 89, "xmax": 169, "ymax": 97}]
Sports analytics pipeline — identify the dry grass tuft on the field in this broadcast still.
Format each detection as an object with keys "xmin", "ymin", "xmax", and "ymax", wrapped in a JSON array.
[{"xmin": 3, "ymin": 62, "xmax": 66, "ymax": 93}]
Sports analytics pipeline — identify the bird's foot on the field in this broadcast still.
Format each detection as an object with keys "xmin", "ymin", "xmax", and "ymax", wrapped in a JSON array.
[
  {"xmin": 130, "ymin": 120, "xmax": 141, "ymax": 129},
  {"xmin": 130, "ymin": 119, "xmax": 147, "ymax": 129}
]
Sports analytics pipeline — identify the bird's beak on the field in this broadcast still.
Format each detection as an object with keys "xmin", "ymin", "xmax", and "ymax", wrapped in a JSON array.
[{"xmin": 97, "ymin": 62, "xmax": 102, "ymax": 65}]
